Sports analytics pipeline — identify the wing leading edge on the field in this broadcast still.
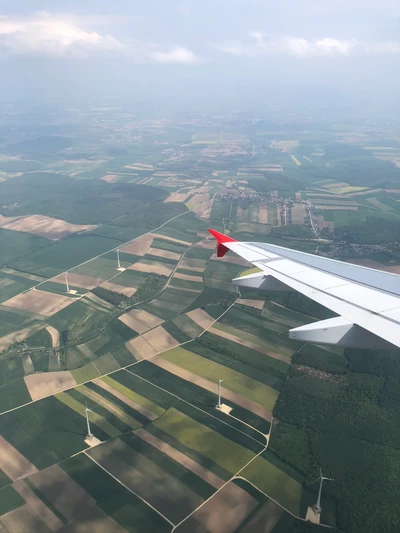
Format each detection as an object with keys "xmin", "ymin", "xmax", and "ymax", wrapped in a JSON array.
[{"xmin": 208, "ymin": 229, "xmax": 400, "ymax": 349}]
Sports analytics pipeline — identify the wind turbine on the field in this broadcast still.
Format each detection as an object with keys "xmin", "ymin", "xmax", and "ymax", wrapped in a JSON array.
[
  {"xmin": 117, "ymin": 248, "xmax": 121, "ymax": 270},
  {"xmin": 311, "ymin": 468, "xmax": 334, "ymax": 514},
  {"xmin": 65, "ymin": 272, "xmax": 70, "ymax": 293},
  {"xmin": 217, "ymin": 378, "xmax": 228, "ymax": 408},
  {"xmin": 85, "ymin": 404, "xmax": 94, "ymax": 440}
]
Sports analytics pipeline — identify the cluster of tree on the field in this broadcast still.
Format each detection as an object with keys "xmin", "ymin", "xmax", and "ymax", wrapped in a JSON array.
[
  {"xmin": 272, "ymin": 343, "xmax": 400, "ymax": 533},
  {"xmin": 334, "ymin": 216, "xmax": 400, "ymax": 244},
  {"xmin": 0, "ymin": 173, "xmax": 168, "ymax": 224},
  {"xmin": 271, "ymin": 225, "xmax": 315, "ymax": 239},
  {"xmin": 92, "ymin": 275, "xmax": 167, "ymax": 311},
  {"xmin": 91, "ymin": 287, "xmax": 128, "ymax": 307},
  {"xmin": 115, "ymin": 202, "xmax": 187, "ymax": 229}
]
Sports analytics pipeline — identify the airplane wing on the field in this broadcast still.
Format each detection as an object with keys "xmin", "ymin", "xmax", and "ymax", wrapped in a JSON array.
[{"xmin": 208, "ymin": 229, "xmax": 400, "ymax": 349}]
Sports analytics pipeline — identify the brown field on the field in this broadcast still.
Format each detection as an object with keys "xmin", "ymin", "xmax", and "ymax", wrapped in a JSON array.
[
  {"xmin": 13, "ymin": 479, "xmax": 64, "ymax": 531},
  {"xmin": 314, "ymin": 205, "xmax": 358, "ymax": 211},
  {"xmin": 100, "ymin": 174, "xmax": 119, "ymax": 182},
  {"xmin": 174, "ymin": 272, "xmax": 203, "ymax": 282},
  {"xmin": 53, "ymin": 272, "xmax": 104, "ymax": 290},
  {"xmin": 100, "ymin": 282, "xmax": 137, "ymax": 297},
  {"xmin": 259, "ymin": 205, "xmax": 268, "ymax": 225},
  {"xmin": 0, "ymin": 504, "xmax": 52, "ymax": 533},
  {"xmin": 0, "ymin": 323, "xmax": 45, "ymax": 352},
  {"xmin": 29, "ymin": 465, "xmax": 96, "ymax": 521},
  {"xmin": 45, "ymin": 326, "xmax": 60, "ymax": 348},
  {"xmin": 129, "ymin": 261, "xmax": 174, "ymax": 277},
  {"xmin": 147, "ymin": 247, "xmax": 181, "ymax": 261},
  {"xmin": 118, "ymin": 309, "xmax": 151, "ymax": 335},
  {"xmin": 0, "ymin": 215, "xmax": 96, "ymax": 240},
  {"xmin": 169, "ymin": 285, "xmax": 201, "ymax": 293},
  {"xmin": 186, "ymin": 309, "xmax": 215, "ymax": 329},
  {"xmin": 152, "ymin": 233, "xmax": 192, "ymax": 246},
  {"xmin": 187, "ymin": 193, "xmax": 211, "ymax": 207},
  {"xmin": 0, "ymin": 215, "xmax": 22, "ymax": 226},
  {"xmin": 120, "ymin": 234, "xmax": 154, "ymax": 256},
  {"xmin": 125, "ymin": 336, "xmax": 156, "ymax": 359},
  {"xmin": 0, "ymin": 435, "xmax": 38, "ymax": 481},
  {"xmin": 291, "ymin": 204, "xmax": 307, "ymax": 224},
  {"xmin": 179, "ymin": 481, "xmax": 257, "ymax": 533},
  {"xmin": 1, "ymin": 289, "xmax": 75, "ymax": 317},
  {"xmin": 134, "ymin": 428, "xmax": 224, "ymax": 488},
  {"xmin": 240, "ymin": 498, "xmax": 284, "ymax": 533},
  {"xmin": 194, "ymin": 239, "xmax": 215, "ymax": 250},
  {"xmin": 132, "ymin": 309, "xmax": 164, "ymax": 328},
  {"xmin": 142, "ymin": 326, "xmax": 179, "ymax": 352},
  {"xmin": 180, "ymin": 258, "xmax": 207, "ymax": 270},
  {"xmin": 22, "ymin": 354, "xmax": 34, "ymax": 375},
  {"xmin": 151, "ymin": 358, "xmax": 272, "ymax": 420},
  {"xmin": 179, "ymin": 265, "xmax": 204, "ymax": 273},
  {"xmin": 165, "ymin": 192, "xmax": 192, "ymax": 203},
  {"xmin": 94, "ymin": 380, "xmax": 157, "ymax": 420},
  {"xmin": 210, "ymin": 327, "xmax": 291, "ymax": 363},
  {"xmin": 192, "ymin": 199, "xmax": 214, "ymax": 219},
  {"xmin": 237, "ymin": 299, "xmax": 264, "ymax": 310},
  {"xmin": 24, "ymin": 371, "xmax": 77, "ymax": 401}
]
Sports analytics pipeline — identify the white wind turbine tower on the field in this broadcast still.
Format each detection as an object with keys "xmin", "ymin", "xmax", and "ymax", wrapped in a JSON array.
[
  {"xmin": 217, "ymin": 378, "xmax": 227, "ymax": 409},
  {"xmin": 312, "ymin": 468, "xmax": 334, "ymax": 514},
  {"xmin": 116, "ymin": 248, "xmax": 125, "ymax": 271},
  {"xmin": 65, "ymin": 272, "xmax": 70, "ymax": 293},
  {"xmin": 85, "ymin": 404, "xmax": 94, "ymax": 440}
]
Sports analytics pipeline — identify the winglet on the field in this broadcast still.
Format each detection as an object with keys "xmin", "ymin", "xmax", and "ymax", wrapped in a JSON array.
[{"xmin": 208, "ymin": 229, "xmax": 236, "ymax": 258}]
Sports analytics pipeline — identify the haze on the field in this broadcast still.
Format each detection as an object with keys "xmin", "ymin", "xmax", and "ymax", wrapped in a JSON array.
[{"xmin": 0, "ymin": 0, "xmax": 399, "ymax": 114}]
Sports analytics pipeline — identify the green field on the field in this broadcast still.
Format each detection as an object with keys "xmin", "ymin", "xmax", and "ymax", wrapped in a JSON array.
[
  {"xmin": 140, "ymin": 287, "xmax": 198, "ymax": 320},
  {"xmin": 154, "ymin": 407, "xmax": 256, "ymax": 474},
  {"xmin": 47, "ymin": 295, "xmax": 112, "ymax": 342},
  {"xmin": 0, "ymin": 396, "xmax": 107, "ymax": 469},
  {"xmin": 0, "ymin": 270, "xmax": 37, "ymax": 304},
  {"xmin": 0, "ymin": 379, "xmax": 31, "ymax": 414},
  {"xmin": 242, "ymin": 454, "xmax": 302, "ymax": 516},
  {"xmin": 0, "ymin": 485, "xmax": 26, "ymax": 516},
  {"xmin": 160, "ymin": 346, "xmax": 279, "ymax": 410}
]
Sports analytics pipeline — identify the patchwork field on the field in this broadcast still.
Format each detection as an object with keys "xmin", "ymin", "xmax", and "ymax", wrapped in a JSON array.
[{"xmin": 0, "ymin": 214, "xmax": 97, "ymax": 240}]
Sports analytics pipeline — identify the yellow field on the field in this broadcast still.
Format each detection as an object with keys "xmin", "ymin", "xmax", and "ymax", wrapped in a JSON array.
[
  {"xmin": 290, "ymin": 155, "xmax": 302, "ymax": 167},
  {"xmin": 329, "ymin": 186, "xmax": 369, "ymax": 194}
]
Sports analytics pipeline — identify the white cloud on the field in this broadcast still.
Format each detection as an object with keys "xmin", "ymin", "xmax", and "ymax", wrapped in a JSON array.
[
  {"xmin": 151, "ymin": 46, "xmax": 199, "ymax": 63},
  {"xmin": 0, "ymin": 12, "xmax": 125, "ymax": 57},
  {"xmin": 216, "ymin": 32, "xmax": 400, "ymax": 58},
  {"xmin": 0, "ymin": 12, "xmax": 199, "ymax": 63}
]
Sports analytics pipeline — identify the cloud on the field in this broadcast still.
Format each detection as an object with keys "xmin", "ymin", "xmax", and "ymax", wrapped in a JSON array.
[
  {"xmin": 0, "ymin": 12, "xmax": 125, "ymax": 57},
  {"xmin": 151, "ymin": 46, "xmax": 199, "ymax": 63},
  {"xmin": 216, "ymin": 32, "xmax": 400, "ymax": 58},
  {"xmin": 0, "ymin": 12, "xmax": 199, "ymax": 63}
]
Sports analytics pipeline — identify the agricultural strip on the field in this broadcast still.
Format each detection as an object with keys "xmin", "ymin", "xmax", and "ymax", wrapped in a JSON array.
[
  {"xmin": 153, "ymin": 407, "xmax": 256, "ymax": 474},
  {"xmin": 61, "ymin": 453, "xmax": 171, "ymax": 533},
  {"xmin": 0, "ymin": 436, "xmax": 38, "ymax": 481},
  {"xmin": 242, "ymin": 455, "xmax": 302, "ymax": 516},
  {"xmin": 133, "ymin": 428, "xmax": 224, "ymax": 489},
  {"xmin": 159, "ymin": 347, "xmax": 279, "ymax": 411}
]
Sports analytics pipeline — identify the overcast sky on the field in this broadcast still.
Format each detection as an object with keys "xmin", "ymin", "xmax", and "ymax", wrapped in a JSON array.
[{"xmin": 0, "ymin": 1, "xmax": 399, "ymax": 113}]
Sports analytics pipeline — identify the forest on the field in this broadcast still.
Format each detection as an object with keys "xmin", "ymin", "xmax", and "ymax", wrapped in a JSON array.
[{"xmin": 272, "ymin": 338, "xmax": 400, "ymax": 533}]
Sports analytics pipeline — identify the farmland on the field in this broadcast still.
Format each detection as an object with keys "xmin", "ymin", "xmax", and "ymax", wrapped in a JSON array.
[{"xmin": 0, "ymin": 108, "xmax": 399, "ymax": 532}]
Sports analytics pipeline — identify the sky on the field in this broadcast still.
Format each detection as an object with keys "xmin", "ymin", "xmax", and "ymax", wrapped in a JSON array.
[{"xmin": 0, "ymin": 0, "xmax": 399, "ymax": 113}]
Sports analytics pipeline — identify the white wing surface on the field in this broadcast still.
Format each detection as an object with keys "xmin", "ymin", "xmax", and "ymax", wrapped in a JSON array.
[{"xmin": 208, "ymin": 229, "xmax": 400, "ymax": 349}]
